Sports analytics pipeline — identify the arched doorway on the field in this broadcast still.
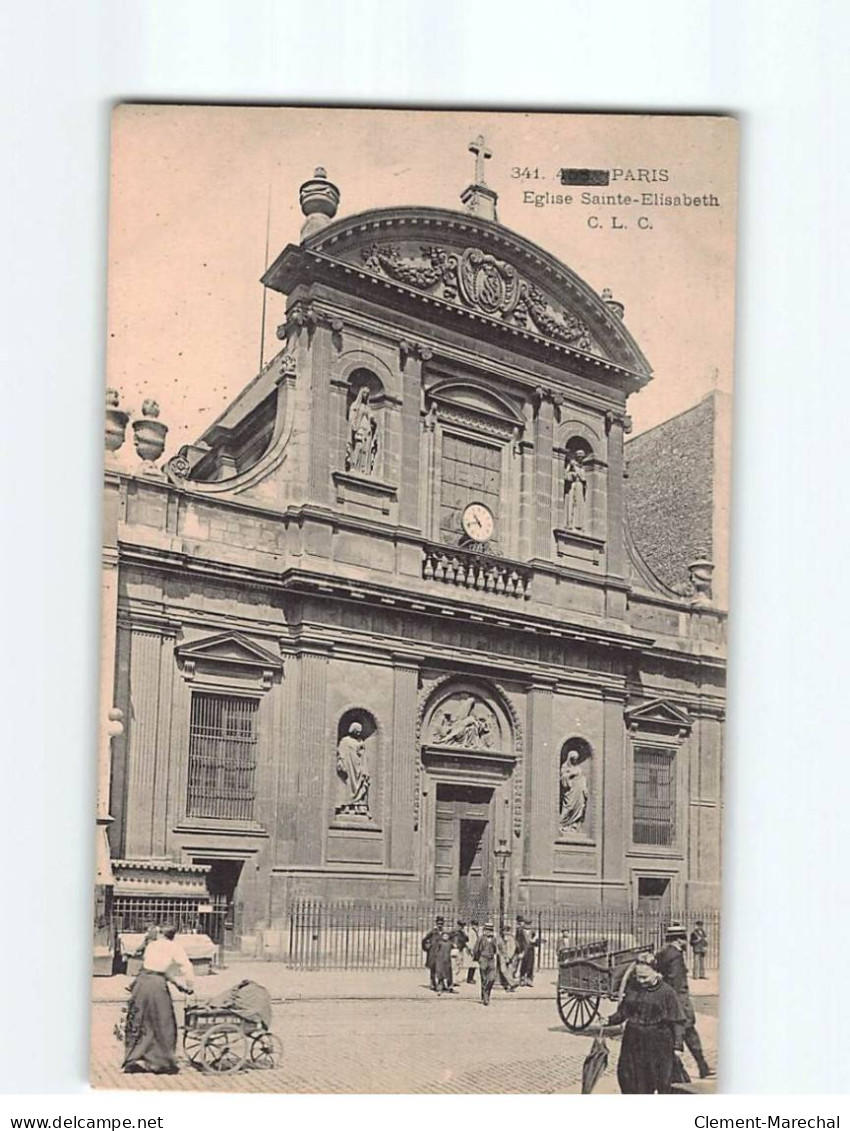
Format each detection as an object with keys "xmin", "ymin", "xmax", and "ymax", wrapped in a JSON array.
[{"xmin": 420, "ymin": 681, "xmax": 517, "ymax": 911}]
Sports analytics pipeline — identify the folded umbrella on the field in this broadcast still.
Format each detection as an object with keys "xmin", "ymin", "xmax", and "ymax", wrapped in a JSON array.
[{"xmin": 581, "ymin": 1032, "xmax": 609, "ymax": 1094}]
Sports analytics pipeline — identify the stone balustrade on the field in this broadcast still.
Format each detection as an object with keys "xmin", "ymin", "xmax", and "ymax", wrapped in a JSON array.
[{"xmin": 422, "ymin": 544, "xmax": 532, "ymax": 599}]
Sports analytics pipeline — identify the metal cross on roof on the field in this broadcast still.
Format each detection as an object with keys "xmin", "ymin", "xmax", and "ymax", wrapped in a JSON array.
[{"xmin": 469, "ymin": 134, "xmax": 492, "ymax": 185}]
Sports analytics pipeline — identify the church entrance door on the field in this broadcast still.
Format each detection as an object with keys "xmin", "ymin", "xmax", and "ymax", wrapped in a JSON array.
[{"xmin": 434, "ymin": 784, "xmax": 493, "ymax": 911}]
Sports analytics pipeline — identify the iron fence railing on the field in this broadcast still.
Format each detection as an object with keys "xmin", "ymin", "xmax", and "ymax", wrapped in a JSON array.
[{"xmin": 277, "ymin": 900, "xmax": 720, "ymax": 972}]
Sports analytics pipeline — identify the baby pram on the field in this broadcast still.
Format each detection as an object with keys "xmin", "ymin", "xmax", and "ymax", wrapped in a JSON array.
[{"xmin": 183, "ymin": 980, "xmax": 281, "ymax": 1074}]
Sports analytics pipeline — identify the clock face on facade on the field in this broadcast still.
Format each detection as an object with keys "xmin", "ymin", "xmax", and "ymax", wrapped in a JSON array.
[{"xmin": 461, "ymin": 501, "xmax": 495, "ymax": 543}]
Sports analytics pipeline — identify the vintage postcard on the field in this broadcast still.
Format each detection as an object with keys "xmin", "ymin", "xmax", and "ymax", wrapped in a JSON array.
[{"xmin": 92, "ymin": 105, "xmax": 737, "ymax": 1094}]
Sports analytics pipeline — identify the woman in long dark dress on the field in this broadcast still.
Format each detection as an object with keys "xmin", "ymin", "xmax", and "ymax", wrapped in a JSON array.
[
  {"xmin": 123, "ymin": 924, "xmax": 194, "ymax": 1074},
  {"xmin": 607, "ymin": 962, "xmax": 685, "ymax": 1094}
]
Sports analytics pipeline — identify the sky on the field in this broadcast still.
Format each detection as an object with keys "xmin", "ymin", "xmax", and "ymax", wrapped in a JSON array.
[{"xmin": 106, "ymin": 106, "xmax": 738, "ymax": 451}]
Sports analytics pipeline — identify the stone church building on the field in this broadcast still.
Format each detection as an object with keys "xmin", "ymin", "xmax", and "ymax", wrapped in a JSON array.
[{"xmin": 99, "ymin": 152, "xmax": 726, "ymax": 949}]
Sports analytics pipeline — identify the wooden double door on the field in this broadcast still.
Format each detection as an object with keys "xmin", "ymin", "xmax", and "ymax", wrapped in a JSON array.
[{"xmin": 434, "ymin": 784, "xmax": 493, "ymax": 909}]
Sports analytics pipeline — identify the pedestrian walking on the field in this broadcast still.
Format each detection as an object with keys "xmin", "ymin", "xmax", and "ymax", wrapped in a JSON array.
[
  {"xmin": 497, "ymin": 924, "xmax": 518, "ymax": 992},
  {"xmin": 606, "ymin": 961, "xmax": 685, "ymax": 1094},
  {"xmin": 451, "ymin": 920, "xmax": 470, "ymax": 986},
  {"xmin": 433, "ymin": 931, "xmax": 455, "ymax": 995},
  {"xmin": 655, "ymin": 924, "xmax": 713, "ymax": 1079},
  {"xmin": 689, "ymin": 920, "xmax": 708, "ymax": 980},
  {"xmin": 519, "ymin": 917, "xmax": 541, "ymax": 987},
  {"xmin": 421, "ymin": 915, "xmax": 445, "ymax": 992},
  {"xmin": 472, "ymin": 921, "xmax": 500, "ymax": 1005},
  {"xmin": 513, "ymin": 914, "xmax": 529, "ymax": 981},
  {"xmin": 122, "ymin": 924, "xmax": 194, "ymax": 1075},
  {"xmin": 465, "ymin": 919, "xmax": 481, "ymax": 984}
]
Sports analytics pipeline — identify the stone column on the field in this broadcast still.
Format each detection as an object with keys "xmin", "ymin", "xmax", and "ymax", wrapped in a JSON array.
[
  {"xmin": 389, "ymin": 659, "xmax": 420, "ymax": 871},
  {"xmin": 526, "ymin": 683, "xmax": 555, "ymax": 878},
  {"xmin": 533, "ymin": 394, "xmax": 555, "ymax": 559},
  {"xmin": 294, "ymin": 649, "xmax": 330, "ymax": 865}
]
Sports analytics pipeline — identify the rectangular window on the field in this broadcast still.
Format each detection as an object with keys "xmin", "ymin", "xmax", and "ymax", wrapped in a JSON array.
[
  {"xmin": 187, "ymin": 693, "xmax": 258, "ymax": 821},
  {"xmin": 439, "ymin": 433, "xmax": 502, "ymax": 545},
  {"xmin": 633, "ymin": 747, "xmax": 676, "ymax": 846}
]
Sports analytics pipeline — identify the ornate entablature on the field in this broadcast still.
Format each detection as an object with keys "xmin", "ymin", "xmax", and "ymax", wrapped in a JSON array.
[
  {"xmin": 361, "ymin": 242, "xmax": 596, "ymax": 353},
  {"xmin": 262, "ymin": 207, "xmax": 652, "ymax": 384}
]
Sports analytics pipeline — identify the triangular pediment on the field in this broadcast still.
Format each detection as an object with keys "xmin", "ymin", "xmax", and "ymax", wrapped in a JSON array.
[
  {"xmin": 176, "ymin": 631, "xmax": 282, "ymax": 671},
  {"xmin": 625, "ymin": 698, "xmax": 692, "ymax": 733},
  {"xmin": 263, "ymin": 207, "xmax": 651, "ymax": 382}
]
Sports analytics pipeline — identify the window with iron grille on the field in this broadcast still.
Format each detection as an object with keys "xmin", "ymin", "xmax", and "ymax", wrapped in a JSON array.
[
  {"xmin": 187, "ymin": 693, "xmax": 258, "ymax": 821},
  {"xmin": 439, "ymin": 433, "xmax": 502, "ymax": 547},
  {"xmin": 633, "ymin": 746, "xmax": 676, "ymax": 846}
]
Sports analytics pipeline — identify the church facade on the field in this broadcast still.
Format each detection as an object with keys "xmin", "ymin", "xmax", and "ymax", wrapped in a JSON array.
[{"xmin": 100, "ymin": 160, "xmax": 726, "ymax": 947}]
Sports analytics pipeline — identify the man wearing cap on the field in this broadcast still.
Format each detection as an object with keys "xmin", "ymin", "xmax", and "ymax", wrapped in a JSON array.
[
  {"xmin": 421, "ymin": 916, "xmax": 445, "ymax": 992},
  {"xmin": 513, "ymin": 914, "xmax": 529, "ymax": 981},
  {"xmin": 690, "ymin": 920, "xmax": 708, "ymax": 980},
  {"xmin": 654, "ymin": 924, "xmax": 713, "ymax": 1079},
  {"xmin": 472, "ymin": 921, "xmax": 501, "ymax": 1006}
]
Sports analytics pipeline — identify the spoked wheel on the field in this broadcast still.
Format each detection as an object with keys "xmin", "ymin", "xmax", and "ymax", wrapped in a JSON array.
[
  {"xmin": 197, "ymin": 1023, "xmax": 248, "ymax": 1074},
  {"xmin": 557, "ymin": 988, "xmax": 601, "ymax": 1032},
  {"xmin": 249, "ymin": 1031, "xmax": 283, "ymax": 1069},
  {"xmin": 183, "ymin": 1028, "xmax": 204, "ymax": 1067}
]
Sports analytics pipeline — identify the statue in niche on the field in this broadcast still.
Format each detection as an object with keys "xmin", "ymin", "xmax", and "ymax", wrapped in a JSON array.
[
  {"xmin": 431, "ymin": 696, "xmax": 496, "ymax": 750},
  {"xmin": 346, "ymin": 386, "xmax": 379, "ymax": 475},
  {"xmin": 335, "ymin": 721, "xmax": 371, "ymax": 818},
  {"xmin": 564, "ymin": 448, "xmax": 588, "ymax": 530},
  {"xmin": 559, "ymin": 750, "xmax": 589, "ymax": 836}
]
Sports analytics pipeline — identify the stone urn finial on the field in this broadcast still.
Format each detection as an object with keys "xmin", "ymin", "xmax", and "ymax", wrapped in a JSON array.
[
  {"xmin": 688, "ymin": 549, "xmax": 714, "ymax": 605},
  {"xmin": 601, "ymin": 287, "xmax": 625, "ymax": 319},
  {"xmin": 299, "ymin": 166, "xmax": 340, "ymax": 241},
  {"xmin": 132, "ymin": 398, "xmax": 168, "ymax": 469},
  {"xmin": 104, "ymin": 388, "xmax": 129, "ymax": 454}
]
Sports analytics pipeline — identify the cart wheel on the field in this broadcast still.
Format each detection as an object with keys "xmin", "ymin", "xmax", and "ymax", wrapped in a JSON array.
[
  {"xmin": 197, "ymin": 1023, "xmax": 248, "ymax": 1074},
  {"xmin": 557, "ymin": 988, "xmax": 601, "ymax": 1032},
  {"xmin": 183, "ymin": 1028, "xmax": 204, "ymax": 1067},
  {"xmin": 249, "ymin": 1031, "xmax": 283, "ymax": 1069}
]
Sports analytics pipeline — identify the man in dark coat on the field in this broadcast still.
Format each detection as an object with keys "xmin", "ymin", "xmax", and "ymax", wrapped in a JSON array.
[
  {"xmin": 421, "ymin": 916, "xmax": 445, "ymax": 991},
  {"xmin": 472, "ymin": 921, "xmax": 500, "ymax": 1005},
  {"xmin": 690, "ymin": 920, "xmax": 708, "ymax": 979},
  {"xmin": 607, "ymin": 961, "xmax": 685, "ymax": 1093},
  {"xmin": 432, "ymin": 931, "xmax": 454, "ymax": 994},
  {"xmin": 513, "ymin": 914, "xmax": 529, "ymax": 982},
  {"xmin": 655, "ymin": 924, "xmax": 713, "ymax": 1078}
]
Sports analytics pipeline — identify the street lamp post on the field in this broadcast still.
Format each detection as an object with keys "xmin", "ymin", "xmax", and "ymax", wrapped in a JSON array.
[{"xmin": 494, "ymin": 837, "xmax": 511, "ymax": 931}]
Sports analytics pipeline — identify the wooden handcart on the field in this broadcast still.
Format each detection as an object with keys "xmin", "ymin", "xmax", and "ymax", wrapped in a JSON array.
[{"xmin": 556, "ymin": 940, "xmax": 649, "ymax": 1032}]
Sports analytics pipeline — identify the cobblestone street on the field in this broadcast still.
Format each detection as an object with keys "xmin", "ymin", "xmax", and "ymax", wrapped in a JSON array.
[{"xmin": 91, "ymin": 976, "xmax": 718, "ymax": 1094}]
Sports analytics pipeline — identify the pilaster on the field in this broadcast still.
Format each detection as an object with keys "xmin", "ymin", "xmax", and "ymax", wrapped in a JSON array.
[
  {"xmin": 307, "ymin": 324, "xmax": 335, "ymax": 505},
  {"xmin": 389, "ymin": 659, "xmax": 420, "ymax": 870},
  {"xmin": 124, "ymin": 626, "xmax": 175, "ymax": 858},
  {"xmin": 294, "ymin": 649, "xmax": 330, "ymax": 865},
  {"xmin": 526, "ymin": 683, "xmax": 555, "ymax": 877},
  {"xmin": 605, "ymin": 412, "xmax": 630, "ymax": 577},
  {"xmin": 533, "ymin": 394, "xmax": 555, "ymax": 558},
  {"xmin": 398, "ymin": 344, "xmax": 427, "ymax": 529}
]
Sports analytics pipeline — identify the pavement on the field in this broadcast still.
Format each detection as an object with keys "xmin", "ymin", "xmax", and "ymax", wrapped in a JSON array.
[
  {"xmin": 91, "ymin": 962, "xmax": 720, "ymax": 1004},
  {"xmin": 90, "ymin": 965, "xmax": 718, "ymax": 1094}
]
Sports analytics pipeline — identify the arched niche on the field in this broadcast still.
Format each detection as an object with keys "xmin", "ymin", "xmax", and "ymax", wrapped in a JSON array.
[
  {"xmin": 552, "ymin": 418, "xmax": 607, "ymax": 551},
  {"xmin": 333, "ymin": 706, "xmax": 380, "ymax": 823},
  {"xmin": 558, "ymin": 736, "xmax": 593, "ymax": 841},
  {"xmin": 344, "ymin": 368, "xmax": 386, "ymax": 478}
]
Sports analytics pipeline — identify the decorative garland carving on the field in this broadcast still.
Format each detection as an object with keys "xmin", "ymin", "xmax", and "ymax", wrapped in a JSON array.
[
  {"xmin": 361, "ymin": 242, "xmax": 596, "ymax": 353},
  {"xmin": 434, "ymin": 403, "xmax": 516, "ymax": 440},
  {"xmin": 414, "ymin": 675, "xmax": 525, "ymax": 839}
]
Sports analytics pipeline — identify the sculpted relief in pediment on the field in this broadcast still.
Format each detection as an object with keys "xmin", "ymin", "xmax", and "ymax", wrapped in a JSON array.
[{"xmin": 360, "ymin": 242, "xmax": 596, "ymax": 353}]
